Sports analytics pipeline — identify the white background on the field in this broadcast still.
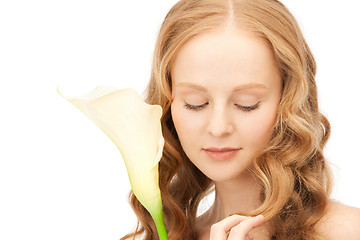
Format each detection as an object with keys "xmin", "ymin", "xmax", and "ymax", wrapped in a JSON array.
[{"xmin": 0, "ymin": 1, "xmax": 359, "ymax": 239}]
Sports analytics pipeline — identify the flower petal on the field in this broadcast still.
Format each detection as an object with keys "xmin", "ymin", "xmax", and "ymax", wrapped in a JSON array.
[{"xmin": 60, "ymin": 86, "xmax": 168, "ymax": 239}]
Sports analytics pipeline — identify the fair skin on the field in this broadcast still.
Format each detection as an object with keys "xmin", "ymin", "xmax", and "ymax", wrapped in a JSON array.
[
  {"xmin": 171, "ymin": 26, "xmax": 280, "ymax": 239},
  {"xmin": 170, "ymin": 25, "xmax": 360, "ymax": 239}
]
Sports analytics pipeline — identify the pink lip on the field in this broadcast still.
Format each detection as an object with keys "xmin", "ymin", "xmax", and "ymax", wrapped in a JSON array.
[{"xmin": 203, "ymin": 147, "xmax": 241, "ymax": 161}]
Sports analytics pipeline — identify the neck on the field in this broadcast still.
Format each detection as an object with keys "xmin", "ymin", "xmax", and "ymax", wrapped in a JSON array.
[{"xmin": 211, "ymin": 170, "xmax": 262, "ymax": 221}]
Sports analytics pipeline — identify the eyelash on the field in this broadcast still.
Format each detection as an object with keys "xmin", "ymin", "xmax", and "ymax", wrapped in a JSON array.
[
  {"xmin": 235, "ymin": 103, "xmax": 260, "ymax": 112},
  {"xmin": 184, "ymin": 102, "xmax": 209, "ymax": 111},
  {"xmin": 184, "ymin": 102, "xmax": 260, "ymax": 112}
]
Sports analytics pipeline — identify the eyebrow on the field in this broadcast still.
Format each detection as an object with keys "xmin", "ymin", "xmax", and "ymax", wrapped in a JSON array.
[{"xmin": 175, "ymin": 82, "xmax": 267, "ymax": 92}]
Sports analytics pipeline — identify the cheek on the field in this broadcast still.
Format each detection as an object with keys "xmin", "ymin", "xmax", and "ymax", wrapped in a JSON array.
[
  {"xmin": 171, "ymin": 105, "xmax": 199, "ymax": 142},
  {"xmin": 240, "ymin": 107, "xmax": 277, "ymax": 145}
]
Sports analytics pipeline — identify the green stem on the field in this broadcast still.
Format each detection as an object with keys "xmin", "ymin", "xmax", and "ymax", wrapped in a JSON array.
[
  {"xmin": 154, "ymin": 211, "xmax": 168, "ymax": 240},
  {"xmin": 150, "ymin": 199, "xmax": 169, "ymax": 240}
]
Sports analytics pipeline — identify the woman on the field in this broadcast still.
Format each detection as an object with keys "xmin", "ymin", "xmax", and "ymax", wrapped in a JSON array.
[{"xmin": 121, "ymin": 0, "xmax": 360, "ymax": 239}]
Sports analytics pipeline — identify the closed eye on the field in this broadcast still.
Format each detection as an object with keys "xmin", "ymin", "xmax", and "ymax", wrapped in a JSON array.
[
  {"xmin": 183, "ymin": 102, "xmax": 209, "ymax": 111},
  {"xmin": 183, "ymin": 102, "xmax": 260, "ymax": 112},
  {"xmin": 235, "ymin": 102, "xmax": 260, "ymax": 112}
]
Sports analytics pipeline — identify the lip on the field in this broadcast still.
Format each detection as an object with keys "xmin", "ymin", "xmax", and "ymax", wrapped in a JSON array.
[{"xmin": 203, "ymin": 147, "xmax": 241, "ymax": 161}]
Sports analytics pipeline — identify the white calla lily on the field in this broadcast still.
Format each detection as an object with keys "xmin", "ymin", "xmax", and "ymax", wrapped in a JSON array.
[{"xmin": 58, "ymin": 86, "xmax": 168, "ymax": 239}]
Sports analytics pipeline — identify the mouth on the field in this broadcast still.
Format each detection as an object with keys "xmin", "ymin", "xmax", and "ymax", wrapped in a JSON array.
[{"xmin": 202, "ymin": 147, "xmax": 242, "ymax": 161}]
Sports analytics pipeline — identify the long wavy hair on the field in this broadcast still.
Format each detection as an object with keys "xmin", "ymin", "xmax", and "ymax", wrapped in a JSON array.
[{"xmin": 121, "ymin": 0, "xmax": 333, "ymax": 239}]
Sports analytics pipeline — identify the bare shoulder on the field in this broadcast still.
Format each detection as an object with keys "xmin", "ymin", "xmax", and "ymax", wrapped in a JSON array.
[{"xmin": 317, "ymin": 200, "xmax": 360, "ymax": 239}]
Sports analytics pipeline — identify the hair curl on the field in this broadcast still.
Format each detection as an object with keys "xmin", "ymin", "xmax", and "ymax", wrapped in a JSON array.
[{"xmin": 121, "ymin": 0, "xmax": 333, "ymax": 239}]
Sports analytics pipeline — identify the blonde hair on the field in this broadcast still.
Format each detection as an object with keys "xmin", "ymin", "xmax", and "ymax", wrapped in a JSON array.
[{"xmin": 121, "ymin": 0, "xmax": 333, "ymax": 239}]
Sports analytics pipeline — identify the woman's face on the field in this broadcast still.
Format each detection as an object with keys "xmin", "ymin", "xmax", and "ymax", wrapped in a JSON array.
[{"xmin": 170, "ymin": 27, "xmax": 282, "ymax": 183}]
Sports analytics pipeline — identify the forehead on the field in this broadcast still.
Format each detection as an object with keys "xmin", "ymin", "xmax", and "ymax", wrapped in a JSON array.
[{"xmin": 171, "ymin": 27, "xmax": 280, "ymax": 90}]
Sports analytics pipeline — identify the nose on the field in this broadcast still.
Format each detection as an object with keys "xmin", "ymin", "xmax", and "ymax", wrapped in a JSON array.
[{"xmin": 206, "ymin": 105, "xmax": 234, "ymax": 137}]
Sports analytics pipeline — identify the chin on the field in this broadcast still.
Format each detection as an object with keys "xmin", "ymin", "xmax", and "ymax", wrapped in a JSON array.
[
  {"xmin": 200, "ymin": 168, "xmax": 246, "ymax": 183},
  {"xmin": 196, "ymin": 160, "xmax": 254, "ymax": 183}
]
